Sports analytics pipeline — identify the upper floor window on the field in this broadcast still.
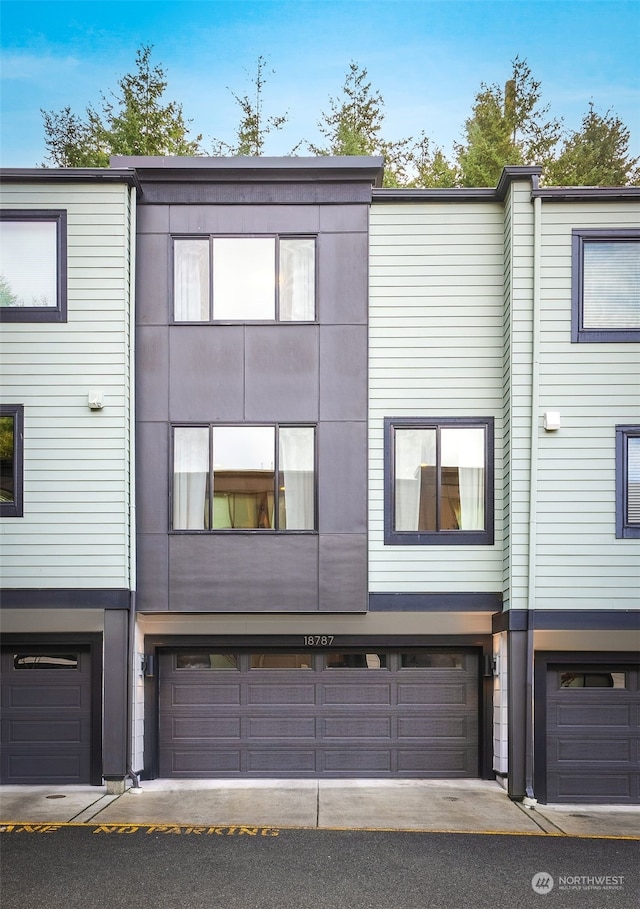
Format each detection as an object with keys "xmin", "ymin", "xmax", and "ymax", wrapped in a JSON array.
[
  {"xmin": 0, "ymin": 404, "xmax": 23, "ymax": 518},
  {"xmin": 173, "ymin": 236, "xmax": 316, "ymax": 322},
  {"xmin": 172, "ymin": 424, "xmax": 316, "ymax": 531},
  {"xmin": 616, "ymin": 425, "xmax": 640, "ymax": 539},
  {"xmin": 0, "ymin": 211, "xmax": 67, "ymax": 323},
  {"xmin": 571, "ymin": 229, "xmax": 640, "ymax": 342},
  {"xmin": 384, "ymin": 417, "xmax": 494, "ymax": 545}
]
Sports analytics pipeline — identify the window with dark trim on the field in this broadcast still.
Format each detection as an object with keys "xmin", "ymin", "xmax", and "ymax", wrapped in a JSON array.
[
  {"xmin": 0, "ymin": 210, "xmax": 67, "ymax": 323},
  {"xmin": 384, "ymin": 417, "xmax": 494, "ymax": 545},
  {"xmin": 172, "ymin": 424, "xmax": 316, "ymax": 531},
  {"xmin": 571, "ymin": 229, "xmax": 640, "ymax": 342},
  {"xmin": 0, "ymin": 404, "xmax": 23, "ymax": 518},
  {"xmin": 616, "ymin": 425, "xmax": 640, "ymax": 539},
  {"xmin": 173, "ymin": 235, "xmax": 316, "ymax": 322}
]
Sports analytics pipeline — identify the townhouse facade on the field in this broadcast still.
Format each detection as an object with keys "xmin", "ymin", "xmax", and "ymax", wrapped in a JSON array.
[{"xmin": 1, "ymin": 158, "xmax": 638, "ymax": 803}]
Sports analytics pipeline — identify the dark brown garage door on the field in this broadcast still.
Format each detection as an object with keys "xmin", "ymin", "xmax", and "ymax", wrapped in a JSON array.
[
  {"xmin": 546, "ymin": 664, "xmax": 640, "ymax": 804},
  {"xmin": 0, "ymin": 646, "xmax": 93, "ymax": 784},
  {"xmin": 159, "ymin": 648, "xmax": 479, "ymax": 777}
]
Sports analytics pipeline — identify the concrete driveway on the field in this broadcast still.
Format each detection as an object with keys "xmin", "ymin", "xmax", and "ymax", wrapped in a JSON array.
[{"xmin": 2, "ymin": 779, "xmax": 639, "ymax": 838}]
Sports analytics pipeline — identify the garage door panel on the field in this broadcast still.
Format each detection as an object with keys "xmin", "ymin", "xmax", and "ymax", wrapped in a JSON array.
[
  {"xmin": 397, "ymin": 716, "xmax": 468, "ymax": 740},
  {"xmin": 166, "ymin": 750, "xmax": 242, "ymax": 774},
  {"xmin": 5, "ymin": 718, "xmax": 88, "ymax": 745},
  {"xmin": 554, "ymin": 704, "xmax": 632, "ymax": 728},
  {"xmin": 247, "ymin": 717, "xmax": 317, "ymax": 739},
  {"xmin": 4, "ymin": 753, "xmax": 85, "ymax": 783},
  {"xmin": 247, "ymin": 749, "xmax": 316, "ymax": 772},
  {"xmin": 555, "ymin": 738, "xmax": 633, "ymax": 762},
  {"xmin": 397, "ymin": 748, "xmax": 475, "ymax": 774},
  {"xmin": 323, "ymin": 684, "xmax": 391, "ymax": 706},
  {"xmin": 169, "ymin": 684, "xmax": 241, "ymax": 707},
  {"xmin": 322, "ymin": 717, "xmax": 392, "ymax": 740},
  {"xmin": 323, "ymin": 750, "xmax": 391, "ymax": 772},
  {"xmin": 397, "ymin": 683, "xmax": 469, "ymax": 706},
  {"xmin": 159, "ymin": 649, "xmax": 479, "ymax": 778},
  {"xmin": 6, "ymin": 684, "xmax": 86, "ymax": 709},
  {"xmin": 247, "ymin": 684, "xmax": 316, "ymax": 706},
  {"xmin": 553, "ymin": 774, "xmax": 633, "ymax": 801},
  {"xmin": 165, "ymin": 717, "xmax": 242, "ymax": 741}
]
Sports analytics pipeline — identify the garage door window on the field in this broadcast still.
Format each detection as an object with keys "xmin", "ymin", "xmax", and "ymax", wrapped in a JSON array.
[
  {"xmin": 400, "ymin": 652, "xmax": 464, "ymax": 669},
  {"xmin": 560, "ymin": 671, "xmax": 626, "ymax": 688},
  {"xmin": 13, "ymin": 654, "xmax": 78, "ymax": 669},
  {"xmin": 176, "ymin": 653, "xmax": 238, "ymax": 670},
  {"xmin": 325, "ymin": 653, "xmax": 388, "ymax": 669},
  {"xmin": 250, "ymin": 653, "xmax": 312, "ymax": 669}
]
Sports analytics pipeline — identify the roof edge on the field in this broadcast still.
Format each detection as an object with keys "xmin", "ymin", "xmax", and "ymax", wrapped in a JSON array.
[
  {"xmin": 109, "ymin": 155, "xmax": 385, "ymax": 187},
  {"xmin": 0, "ymin": 167, "xmax": 142, "ymax": 194}
]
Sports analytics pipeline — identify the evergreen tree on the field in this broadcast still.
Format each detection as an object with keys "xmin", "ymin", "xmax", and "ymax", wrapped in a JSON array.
[
  {"xmin": 41, "ymin": 45, "xmax": 202, "ymax": 167},
  {"xmin": 0, "ymin": 275, "xmax": 19, "ymax": 307},
  {"xmin": 310, "ymin": 62, "xmax": 413, "ymax": 186},
  {"xmin": 456, "ymin": 57, "xmax": 562, "ymax": 187},
  {"xmin": 545, "ymin": 103, "xmax": 639, "ymax": 186}
]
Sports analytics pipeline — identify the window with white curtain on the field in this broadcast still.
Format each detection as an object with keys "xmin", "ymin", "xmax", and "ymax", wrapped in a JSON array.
[
  {"xmin": 172, "ymin": 424, "xmax": 315, "ymax": 531},
  {"xmin": 572, "ymin": 229, "xmax": 640, "ymax": 342},
  {"xmin": 173, "ymin": 235, "xmax": 315, "ymax": 322},
  {"xmin": 384, "ymin": 417, "xmax": 494, "ymax": 545},
  {"xmin": 0, "ymin": 210, "xmax": 67, "ymax": 323}
]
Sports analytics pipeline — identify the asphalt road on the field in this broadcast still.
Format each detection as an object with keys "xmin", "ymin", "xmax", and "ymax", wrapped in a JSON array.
[{"xmin": 1, "ymin": 825, "xmax": 637, "ymax": 909}]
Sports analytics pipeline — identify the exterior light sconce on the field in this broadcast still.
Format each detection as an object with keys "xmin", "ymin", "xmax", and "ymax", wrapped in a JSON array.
[
  {"xmin": 543, "ymin": 411, "xmax": 561, "ymax": 432},
  {"xmin": 87, "ymin": 390, "xmax": 104, "ymax": 410}
]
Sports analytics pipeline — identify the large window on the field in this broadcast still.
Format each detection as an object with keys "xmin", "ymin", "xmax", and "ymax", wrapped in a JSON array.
[
  {"xmin": 384, "ymin": 417, "xmax": 494, "ymax": 545},
  {"xmin": 0, "ymin": 210, "xmax": 67, "ymax": 322},
  {"xmin": 616, "ymin": 425, "xmax": 640, "ymax": 539},
  {"xmin": 571, "ymin": 229, "xmax": 640, "ymax": 342},
  {"xmin": 173, "ymin": 235, "xmax": 316, "ymax": 322},
  {"xmin": 172, "ymin": 424, "xmax": 315, "ymax": 531},
  {"xmin": 0, "ymin": 405, "xmax": 23, "ymax": 518}
]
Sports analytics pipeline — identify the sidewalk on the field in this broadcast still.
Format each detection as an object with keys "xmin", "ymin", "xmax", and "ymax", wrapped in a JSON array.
[{"xmin": 2, "ymin": 779, "xmax": 639, "ymax": 838}]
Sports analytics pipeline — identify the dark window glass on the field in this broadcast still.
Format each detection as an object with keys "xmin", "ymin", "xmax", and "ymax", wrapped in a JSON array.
[
  {"xmin": 0, "ymin": 405, "xmax": 23, "ymax": 517},
  {"xmin": 560, "ymin": 671, "xmax": 626, "ymax": 689},
  {"xmin": 14, "ymin": 654, "xmax": 78, "ymax": 670},
  {"xmin": 400, "ymin": 652, "xmax": 464, "ymax": 669},
  {"xmin": 325, "ymin": 653, "xmax": 388, "ymax": 669},
  {"xmin": 616, "ymin": 426, "xmax": 640, "ymax": 539},
  {"xmin": 250, "ymin": 653, "xmax": 313, "ymax": 669},
  {"xmin": 176, "ymin": 653, "xmax": 238, "ymax": 670}
]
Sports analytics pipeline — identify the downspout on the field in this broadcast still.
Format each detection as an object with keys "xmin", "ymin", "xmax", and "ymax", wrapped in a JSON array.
[
  {"xmin": 125, "ymin": 183, "xmax": 140, "ymax": 790},
  {"xmin": 525, "ymin": 180, "xmax": 542, "ymax": 800}
]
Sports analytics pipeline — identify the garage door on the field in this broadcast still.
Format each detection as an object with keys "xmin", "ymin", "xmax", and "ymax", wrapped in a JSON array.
[
  {"xmin": 159, "ymin": 648, "xmax": 479, "ymax": 777},
  {"xmin": 0, "ymin": 646, "xmax": 93, "ymax": 784},
  {"xmin": 546, "ymin": 664, "xmax": 640, "ymax": 804}
]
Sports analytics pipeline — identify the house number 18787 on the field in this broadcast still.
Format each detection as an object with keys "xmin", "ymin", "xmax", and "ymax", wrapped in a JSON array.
[{"xmin": 303, "ymin": 635, "xmax": 335, "ymax": 646}]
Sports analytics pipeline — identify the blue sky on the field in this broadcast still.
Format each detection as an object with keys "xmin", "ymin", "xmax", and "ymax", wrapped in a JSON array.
[{"xmin": 1, "ymin": 0, "xmax": 639, "ymax": 167}]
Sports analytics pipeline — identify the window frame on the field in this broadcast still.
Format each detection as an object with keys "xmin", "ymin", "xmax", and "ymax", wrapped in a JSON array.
[
  {"xmin": 384, "ymin": 416, "xmax": 494, "ymax": 546},
  {"xmin": 171, "ymin": 233, "xmax": 318, "ymax": 324},
  {"xmin": 0, "ymin": 404, "xmax": 24, "ymax": 518},
  {"xmin": 0, "ymin": 210, "xmax": 67, "ymax": 323},
  {"xmin": 571, "ymin": 228, "xmax": 640, "ymax": 343},
  {"xmin": 615, "ymin": 424, "xmax": 640, "ymax": 539},
  {"xmin": 170, "ymin": 422, "xmax": 318, "ymax": 533}
]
